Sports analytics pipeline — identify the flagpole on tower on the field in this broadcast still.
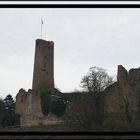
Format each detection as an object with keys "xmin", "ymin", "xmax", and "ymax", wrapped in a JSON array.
[{"xmin": 41, "ymin": 18, "xmax": 43, "ymax": 39}]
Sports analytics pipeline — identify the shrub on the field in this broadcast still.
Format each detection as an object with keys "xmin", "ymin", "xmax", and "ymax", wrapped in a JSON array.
[
  {"xmin": 40, "ymin": 91, "xmax": 51, "ymax": 116},
  {"xmin": 51, "ymin": 99, "xmax": 66, "ymax": 117},
  {"xmin": 1, "ymin": 113, "xmax": 20, "ymax": 128}
]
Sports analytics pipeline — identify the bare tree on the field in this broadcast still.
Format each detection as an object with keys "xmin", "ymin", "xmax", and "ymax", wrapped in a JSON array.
[
  {"xmin": 80, "ymin": 67, "xmax": 113, "ymax": 93},
  {"xmin": 65, "ymin": 67, "xmax": 114, "ymax": 131}
]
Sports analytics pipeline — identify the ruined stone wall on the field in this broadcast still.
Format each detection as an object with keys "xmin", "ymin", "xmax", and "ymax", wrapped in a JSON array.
[
  {"xmin": 16, "ymin": 88, "xmax": 62, "ymax": 126},
  {"xmin": 16, "ymin": 89, "xmax": 44, "ymax": 126},
  {"xmin": 32, "ymin": 39, "xmax": 54, "ymax": 90},
  {"xmin": 104, "ymin": 65, "xmax": 140, "ymax": 113},
  {"xmin": 117, "ymin": 65, "xmax": 128, "ymax": 86}
]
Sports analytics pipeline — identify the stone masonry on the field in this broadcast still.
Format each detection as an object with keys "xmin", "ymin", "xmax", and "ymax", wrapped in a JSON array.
[
  {"xmin": 32, "ymin": 39, "xmax": 54, "ymax": 90},
  {"xmin": 15, "ymin": 39, "xmax": 60, "ymax": 127},
  {"xmin": 16, "ymin": 89, "xmax": 44, "ymax": 126},
  {"xmin": 104, "ymin": 65, "xmax": 140, "ymax": 113},
  {"xmin": 15, "ymin": 38, "xmax": 140, "ymax": 126}
]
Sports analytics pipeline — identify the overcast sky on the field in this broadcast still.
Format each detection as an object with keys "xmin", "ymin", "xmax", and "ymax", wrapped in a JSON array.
[{"xmin": 0, "ymin": 8, "xmax": 140, "ymax": 99}]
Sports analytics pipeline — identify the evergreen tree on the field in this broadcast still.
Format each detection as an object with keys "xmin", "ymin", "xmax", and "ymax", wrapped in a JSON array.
[
  {"xmin": 2, "ymin": 94, "xmax": 20, "ymax": 128},
  {"xmin": 3, "ymin": 94, "xmax": 15, "ymax": 113}
]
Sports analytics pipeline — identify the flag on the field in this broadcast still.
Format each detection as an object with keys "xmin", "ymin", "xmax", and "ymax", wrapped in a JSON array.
[{"xmin": 41, "ymin": 19, "xmax": 44, "ymax": 24}]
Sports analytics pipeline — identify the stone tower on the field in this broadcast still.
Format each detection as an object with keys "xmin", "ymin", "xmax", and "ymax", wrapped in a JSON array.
[
  {"xmin": 16, "ymin": 39, "xmax": 59, "ymax": 126},
  {"xmin": 32, "ymin": 39, "xmax": 54, "ymax": 90}
]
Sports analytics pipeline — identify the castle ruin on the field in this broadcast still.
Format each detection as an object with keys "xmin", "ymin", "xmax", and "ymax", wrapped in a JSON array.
[
  {"xmin": 16, "ymin": 39, "xmax": 60, "ymax": 126},
  {"xmin": 104, "ymin": 65, "xmax": 140, "ymax": 113},
  {"xmin": 15, "ymin": 38, "xmax": 140, "ymax": 127}
]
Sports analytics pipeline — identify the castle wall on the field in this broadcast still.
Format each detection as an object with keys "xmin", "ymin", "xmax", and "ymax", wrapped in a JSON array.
[
  {"xmin": 117, "ymin": 65, "xmax": 128, "ymax": 87},
  {"xmin": 16, "ymin": 89, "xmax": 62, "ymax": 127},
  {"xmin": 16, "ymin": 89, "xmax": 44, "ymax": 126},
  {"xmin": 104, "ymin": 65, "xmax": 140, "ymax": 113}
]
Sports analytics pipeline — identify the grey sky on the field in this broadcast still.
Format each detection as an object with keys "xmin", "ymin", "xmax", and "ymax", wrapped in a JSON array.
[{"xmin": 0, "ymin": 8, "xmax": 140, "ymax": 99}]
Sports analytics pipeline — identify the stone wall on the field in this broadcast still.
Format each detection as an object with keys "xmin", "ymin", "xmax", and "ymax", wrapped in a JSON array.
[
  {"xmin": 16, "ymin": 89, "xmax": 44, "ymax": 126},
  {"xmin": 16, "ymin": 89, "xmax": 61, "ymax": 126},
  {"xmin": 104, "ymin": 65, "xmax": 140, "ymax": 113}
]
